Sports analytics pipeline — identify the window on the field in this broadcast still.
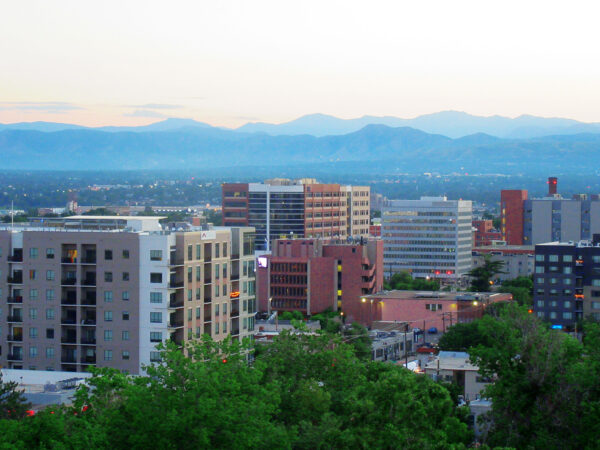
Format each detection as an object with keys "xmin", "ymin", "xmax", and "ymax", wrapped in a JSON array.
[
  {"xmin": 122, "ymin": 291, "xmax": 130, "ymax": 301},
  {"xmin": 222, "ymin": 321, "xmax": 227, "ymax": 333},
  {"xmin": 215, "ymin": 304, "xmax": 220, "ymax": 317},
  {"xmin": 46, "ymin": 347, "xmax": 54, "ymax": 358},
  {"xmin": 150, "ymin": 292, "xmax": 162, "ymax": 303},
  {"xmin": 564, "ymin": 301, "xmax": 572, "ymax": 308},
  {"xmin": 187, "ymin": 289, "xmax": 192, "ymax": 301},
  {"xmin": 122, "ymin": 311, "xmax": 130, "ymax": 321},
  {"xmin": 29, "ymin": 346, "xmax": 37, "ymax": 358},
  {"xmin": 549, "ymin": 255, "xmax": 559, "ymax": 262},
  {"xmin": 196, "ymin": 266, "xmax": 201, "ymax": 282},
  {"xmin": 243, "ymin": 317, "xmax": 247, "ymax": 329},
  {"xmin": 535, "ymin": 266, "xmax": 544, "ymax": 273},
  {"xmin": 196, "ymin": 288, "xmax": 201, "ymax": 300},
  {"xmin": 122, "ymin": 272, "xmax": 130, "ymax": 281},
  {"xmin": 564, "ymin": 278, "xmax": 572, "ymax": 285},
  {"xmin": 563, "ymin": 254, "xmax": 573, "ymax": 262},
  {"xmin": 563, "ymin": 312, "xmax": 573, "ymax": 320},
  {"xmin": 150, "ymin": 250, "xmax": 162, "ymax": 261},
  {"xmin": 593, "ymin": 279, "xmax": 600, "ymax": 287},
  {"xmin": 215, "ymin": 284, "xmax": 220, "ymax": 297},
  {"xmin": 150, "ymin": 332, "xmax": 162, "ymax": 342},
  {"xmin": 46, "ymin": 248, "xmax": 54, "ymax": 259},
  {"xmin": 104, "ymin": 330, "xmax": 113, "ymax": 341},
  {"xmin": 104, "ymin": 272, "xmax": 113, "ymax": 282},
  {"xmin": 215, "ymin": 322, "xmax": 219, "ymax": 334},
  {"xmin": 563, "ymin": 267, "xmax": 572, "ymax": 274},
  {"xmin": 196, "ymin": 244, "xmax": 201, "ymax": 259},
  {"xmin": 187, "ymin": 267, "xmax": 192, "ymax": 282},
  {"xmin": 196, "ymin": 307, "xmax": 201, "ymax": 319},
  {"xmin": 105, "ymin": 250, "xmax": 113, "ymax": 260},
  {"xmin": 122, "ymin": 330, "xmax": 130, "ymax": 340},
  {"xmin": 537, "ymin": 312, "xmax": 545, "ymax": 318},
  {"xmin": 104, "ymin": 311, "xmax": 113, "ymax": 322},
  {"xmin": 591, "ymin": 302, "xmax": 600, "ymax": 309},
  {"xmin": 223, "ymin": 243, "xmax": 227, "ymax": 257},
  {"xmin": 550, "ymin": 278, "xmax": 558, "ymax": 285},
  {"xmin": 223, "ymin": 263, "xmax": 227, "ymax": 279},
  {"xmin": 46, "ymin": 270, "xmax": 55, "ymax": 281},
  {"xmin": 30, "ymin": 289, "xmax": 38, "ymax": 301},
  {"xmin": 215, "ymin": 264, "xmax": 220, "ymax": 279},
  {"xmin": 46, "ymin": 289, "xmax": 55, "ymax": 301},
  {"xmin": 104, "ymin": 350, "xmax": 113, "ymax": 361},
  {"xmin": 215, "ymin": 243, "xmax": 220, "ymax": 258},
  {"xmin": 535, "ymin": 254, "xmax": 545, "ymax": 262},
  {"xmin": 29, "ymin": 327, "xmax": 38, "ymax": 338},
  {"xmin": 46, "ymin": 308, "xmax": 54, "ymax": 320},
  {"xmin": 122, "ymin": 351, "xmax": 130, "ymax": 360},
  {"xmin": 536, "ymin": 277, "xmax": 544, "ymax": 284},
  {"xmin": 187, "ymin": 309, "xmax": 192, "ymax": 321},
  {"xmin": 536, "ymin": 300, "xmax": 544, "ymax": 307},
  {"xmin": 46, "ymin": 328, "xmax": 54, "ymax": 339},
  {"xmin": 188, "ymin": 245, "xmax": 193, "ymax": 260},
  {"xmin": 223, "ymin": 285, "xmax": 228, "ymax": 296},
  {"xmin": 150, "ymin": 312, "xmax": 162, "ymax": 323},
  {"xmin": 223, "ymin": 303, "xmax": 227, "ymax": 315},
  {"xmin": 150, "ymin": 273, "xmax": 162, "ymax": 283},
  {"xmin": 29, "ymin": 248, "xmax": 38, "ymax": 259},
  {"xmin": 550, "ymin": 300, "xmax": 558, "ymax": 307},
  {"xmin": 122, "ymin": 250, "xmax": 130, "ymax": 259},
  {"xmin": 150, "ymin": 351, "xmax": 161, "ymax": 362},
  {"xmin": 29, "ymin": 308, "xmax": 37, "ymax": 319},
  {"xmin": 104, "ymin": 291, "xmax": 113, "ymax": 302}
]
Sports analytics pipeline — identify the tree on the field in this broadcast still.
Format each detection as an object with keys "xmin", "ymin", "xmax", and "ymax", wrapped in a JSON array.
[
  {"xmin": 385, "ymin": 271, "xmax": 440, "ymax": 291},
  {"xmin": 342, "ymin": 322, "xmax": 372, "ymax": 361},
  {"xmin": 437, "ymin": 321, "xmax": 494, "ymax": 352},
  {"xmin": 467, "ymin": 254, "xmax": 505, "ymax": 292},
  {"xmin": 0, "ymin": 373, "xmax": 30, "ymax": 419},
  {"xmin": 498, "ymin": 276, "xmax": 533, "ymax": 306}
]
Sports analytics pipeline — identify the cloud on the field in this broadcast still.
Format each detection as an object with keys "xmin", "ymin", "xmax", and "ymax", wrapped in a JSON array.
[
  {"xmin": 123, "ymin": 109, "xmax": 170, "ymax": 118},
  {"xmin": 127, "ymin": 103, "xmax": 183, "ymax": 109},
  {"xmin": 0, "ymin": 101, "xmax": 84, "ymax": 114}
]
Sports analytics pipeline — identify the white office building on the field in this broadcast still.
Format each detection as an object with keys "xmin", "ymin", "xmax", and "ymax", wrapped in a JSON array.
[{"xmin": 382, "ymin": 197, "xmax": 472, "ymax": 279}]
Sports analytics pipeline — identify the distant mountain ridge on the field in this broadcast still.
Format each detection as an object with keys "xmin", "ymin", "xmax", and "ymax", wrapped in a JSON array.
[
  {"xmin": 1, "ymin": 122, "xmax": 600, "ymax": 173},
  {"xmin": 3, "ymin": 111, "xmax": 600, "ymax": 138}
]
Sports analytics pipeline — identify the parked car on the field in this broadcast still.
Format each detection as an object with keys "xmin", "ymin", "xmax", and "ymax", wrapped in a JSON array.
[{"xmin": 427, "ymin": 327, "xmax": 438, "ymax": 334}]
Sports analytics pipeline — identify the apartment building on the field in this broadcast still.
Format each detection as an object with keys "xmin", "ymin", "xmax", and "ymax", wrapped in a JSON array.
[
  {"xmin": 222, "ymin": 179, "xmax": 370, "ymax": 251},
  {"xmin": 533, "ymin": 238, "xmax": 600, "ymax": 330},
  {"xmin": 472, "ymin": 244, "xmax": 534, "ymax": 281},
  {"xmin": 382, "ymin": 197, "xmax": 473, "ymax": 280},
  {"xmin": 256, "ymin": 237, "xmax": 383, "ymax": 324},
  {"xmin": 0, "ymin": 216, "xmax": 256, "ymax": 374},
  {"xmin": 501, "ymin": 177, "xmax": 600, "ymax": 245}
]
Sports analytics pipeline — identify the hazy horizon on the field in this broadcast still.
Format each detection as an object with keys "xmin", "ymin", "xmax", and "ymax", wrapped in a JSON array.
[{"xmin": 2, "ymin": 0, "xmax": 600, "ymax": 127}]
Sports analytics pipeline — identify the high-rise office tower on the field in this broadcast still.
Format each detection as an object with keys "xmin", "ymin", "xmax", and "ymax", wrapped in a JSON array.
[{"xmin": 382, "ymin": 197, "xmax": 473, "ymax": 279}]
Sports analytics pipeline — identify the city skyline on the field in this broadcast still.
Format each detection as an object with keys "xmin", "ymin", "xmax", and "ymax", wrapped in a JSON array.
[{"xmin": 2, "ymin": 0, "xmax": 600, "ymax": 127}]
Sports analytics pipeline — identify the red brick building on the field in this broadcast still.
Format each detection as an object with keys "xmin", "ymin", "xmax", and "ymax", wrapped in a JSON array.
[
  {"xmin": 359, "ymin": 291, "xmax": 513, "ymax": 329},
  {"xmin": 472, "ymin": 220, "xmax": 502, "ymax": 247},
  {"xmin": 256, "ymin": 238, "xmax": 383, "ymax": 322},
  {"xmin": 500, "ymin": 190, "xmax": 528, "ymax": 245}
]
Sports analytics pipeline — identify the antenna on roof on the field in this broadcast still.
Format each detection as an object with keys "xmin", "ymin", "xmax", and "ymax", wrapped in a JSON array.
[{"xmin": 11, "ymin": 200, "xmax": 14, "ymax": 231}]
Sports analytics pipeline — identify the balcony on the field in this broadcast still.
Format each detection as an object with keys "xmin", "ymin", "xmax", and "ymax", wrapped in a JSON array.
[
  {"xmin": 6, "ymin": 335, "xmax": 23, "ymax": 342},
  {"xmin": 7, "ymin": 353, "xmax": 23, "ymax": 361},
  {"xmin": 61, "ymin": 318, "xmax": 77, "ymax": 325},
  {"xmin": 231, "ymin": 327, "xmax": 240, "ymax": 336},
  {"xmin": 61, "ymin": 336, "xmax": 77, "ymax": 344},
  {"xmin": 204, "ymin": 277, "xmax": 212, "ymax": 284},
  {"xmin": 81, "ymin": 297, "xmax": 96, "ymax": 306},
  {"xmin": 80, "ymin": 355, "xmax": 96, "ymax": 364},
  {"xmin": 81, "ymin": 277, "xmax": 96, "ymax": 287},
  {"xmin": 168, "ymin": 321, "xmax": 184, "ymax": 328},
  {"xmin": 61, "ymin": 278, "xmax": 77, "ymax": 286},
  {"xmin": 169, "ymin": 281, "xmax": 184, "ymax": 289},
  {"xmin": 61, "ymin": 257, "xmax": 77, "ymax": 264},
  {"xmin": 169, "ymin": 300, "xmax": 184, "ymax": 308},
  {"xmin": 7, "ymin": 315, "xmax": 23, "ymax": 323},
  {"xmin": 81, "ymin": 319, "xmax": 97, "ymax": 326},
  {"xmin": 80, "ymin": 337, "xmax": 97, "ymax": 345},
  {"xmin": 7, "ymin": 275, "xmax": 23, "ymax": 284},
  {"xmin": 61, "ymin": 298, "xmax": 77, "ymax": 305},
  {"xmin": 7, "ymin": 255, "xmax": 23, "ymax": 263},
  {"xmin": 81, "ymin": 257, "xmax": 97, "ymax": 264},
  {"xmin": 7, "ymin": 296, "xmax": 23, "ymax": 304},
  {"xmin": 61, "ymin": 355, "xmax": 77, "ymax": 363}
]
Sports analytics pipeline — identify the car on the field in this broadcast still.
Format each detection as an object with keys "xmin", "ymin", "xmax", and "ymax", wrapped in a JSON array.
[{"xmin": 427, "ymin": 327, "xmax": 438, "ymax": 334}]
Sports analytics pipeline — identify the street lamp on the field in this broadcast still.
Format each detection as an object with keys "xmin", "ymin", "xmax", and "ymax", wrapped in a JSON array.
[{"xmin": 268, "ymin": 297, "xmax": 272, "ymax": 315}]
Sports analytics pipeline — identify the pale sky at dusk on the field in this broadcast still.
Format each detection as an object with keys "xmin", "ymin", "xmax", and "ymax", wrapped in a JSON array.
[{"xmin": 1, "ymin": 0, "xmax": 600, "ymax": 127}]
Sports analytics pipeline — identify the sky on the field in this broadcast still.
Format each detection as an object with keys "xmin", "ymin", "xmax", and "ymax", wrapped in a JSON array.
[{"xmin": 1, "ymin": 0, "xmax": 600, "ymax": 128}]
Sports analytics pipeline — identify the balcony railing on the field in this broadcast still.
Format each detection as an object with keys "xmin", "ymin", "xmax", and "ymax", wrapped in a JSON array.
[
  {"xmin": 81, "ymin": 298, "xmax": 96, "ymax": 306},
  {"xmin": 7, "ymin": 353, "xmax": 23, "ymax": 361},
  {"xmin": 81, "ymin": 278, "xmax": 96, "ymax": 287},
  {"xmin": 6, "ymin": 335, "xmax": 23, "ymax": 342},
  {"xmin": 61, "ymin": 278, "xmax": 77, "ymax": 286},
  {"xmin": 81, "ymin": 257, "xmax": 97, "ymax": 264},
  {"xmin": 61, "ymin": 318, "xmax": 77, "ymax": 325},
  {"xmin": 169, "ymin": 300, "xmax": 184, "ymax": 308},
  {"xmin": 7, "ymin": 276, "xmax": 23, "ymax": 284},
  {"xmin": 168, "ymin": 321, "xmax": 184, "ymax": 328},
  {"xmin": 7, "ymin": 296, "xmax": 23, "ymax": 304},
  {"xmin": 62, "ymin": 257, "xmax": 77, "ymax": 264},
  {"xmin": 81, "ymin": 356, "xmax": 96, "ymax": 364},
  {"xmin": 81, "ymin": 319, "xmax": 97, "ymax": 326},
  {"xmin": 169, "ymin": 281, "xmax": 184, "ymax": 289},
  {"xmin": 80, "ymin": 337, "xmax": 97, "ymax": 345},
  {"xmin": 61, "ymin": 337, "xmax": 77, "ymax": 344},
  {"xmin": 7, "ymin": 315, "xmax": 23, "ymax": 323},
  {"xmin": 61, "ymin": 298, "xmax": 77, "ymax": 305},
  {"xmin": 8, "ymin": 255, "xmax": 23, "ymax": 262},
  {"xmin": 61, "ymin": 356, "xmax": 77, "ymax": 363}
]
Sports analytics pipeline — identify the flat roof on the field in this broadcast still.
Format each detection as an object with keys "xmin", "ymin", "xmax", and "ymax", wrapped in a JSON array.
[
  {"xmin": 67, "ymin": 215, "xmax": 166, "ymax": 220},
  {"xmin": 363, "ymin": 290, "xmax": 511, "ymax": 301}
]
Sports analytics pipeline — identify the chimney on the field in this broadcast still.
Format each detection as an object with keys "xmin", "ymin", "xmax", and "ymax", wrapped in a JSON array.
[{"xmin": 548, "ymin": 177, "xmax": 558, "ymax": 196}]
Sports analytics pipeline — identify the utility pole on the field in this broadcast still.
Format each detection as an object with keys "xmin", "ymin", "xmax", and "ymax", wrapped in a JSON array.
[
  {"xmin": 442, "ymin": 313, "xmax": 446, "ymax": 333},
  {"xmin": 404, "ymin": 323, "xmax": 408, "ymax": 368}
]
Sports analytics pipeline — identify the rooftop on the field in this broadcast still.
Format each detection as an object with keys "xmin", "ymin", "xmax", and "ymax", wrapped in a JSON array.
[
  {"xmin": 424, "ymin": 351, "xmax": 479, "ymax": 372},
  {"xmin": 363, "ymin": 290, "xmax": 508, "ymax": 301}
]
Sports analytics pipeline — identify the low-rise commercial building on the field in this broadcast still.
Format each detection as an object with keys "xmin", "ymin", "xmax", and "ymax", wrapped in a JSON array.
[{"xmin": 472, "ymin": 244, "xmax": 534, "ymax": 281}]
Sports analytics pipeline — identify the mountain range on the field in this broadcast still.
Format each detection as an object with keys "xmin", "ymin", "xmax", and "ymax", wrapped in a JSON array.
[
  {"xmin": 3, "ymin": 111, "xmax": 600, "ymax": 139},
  {"xmin": 1, "ymin": 119, "xmax": 600, "ymax": 173}
]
